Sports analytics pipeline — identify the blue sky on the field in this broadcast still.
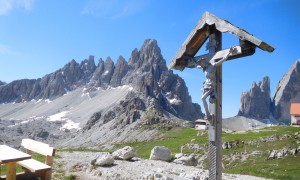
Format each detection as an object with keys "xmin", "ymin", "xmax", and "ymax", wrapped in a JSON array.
[{"xmin": 0, "ymin": 0, "xmax": 299, "ymax": 117}]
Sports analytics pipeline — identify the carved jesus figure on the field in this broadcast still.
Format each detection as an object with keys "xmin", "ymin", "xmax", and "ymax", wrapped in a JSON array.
[{"xmin": 197, "ymin": 47, "xmax": 234, "ymax": 120}]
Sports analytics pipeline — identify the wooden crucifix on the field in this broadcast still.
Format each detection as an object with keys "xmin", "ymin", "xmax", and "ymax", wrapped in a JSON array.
[{"xmin": 169, "ymin": 12, "xmax": 274, "ymax": 180}]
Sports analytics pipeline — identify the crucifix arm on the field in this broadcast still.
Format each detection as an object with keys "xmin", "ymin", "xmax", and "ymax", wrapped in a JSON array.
[
  {"xmin": 214, "ymin": 47, "xmax": 234, "ymax": 66},
  {"xmin": 191, "ymin": 46, "xmax": 241, "ymax": 67}
]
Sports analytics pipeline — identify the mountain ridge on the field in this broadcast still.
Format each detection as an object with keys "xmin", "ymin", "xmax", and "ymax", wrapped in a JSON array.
[
  {"xmin": 0, "ymin": 39, "xmax": 203, "ymax": 120},
  {"xmin": 0, "ymin": 39, "xmax": 204, "ymax": 147}
]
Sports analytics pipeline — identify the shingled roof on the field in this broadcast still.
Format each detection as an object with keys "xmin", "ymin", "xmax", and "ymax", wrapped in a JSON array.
[{"xmin": 169, "ymin": 11, "xmax": 275, "ymax": 70}]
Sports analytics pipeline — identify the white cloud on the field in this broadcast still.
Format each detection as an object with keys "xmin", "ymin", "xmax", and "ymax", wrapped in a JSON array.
[
  {"xmin": 81, "ymin": 0, "xmax": 146, "ymax": 19},
  {"xmin": 0, "ymin": 0, "xmax": 34, "ymax": 15}
]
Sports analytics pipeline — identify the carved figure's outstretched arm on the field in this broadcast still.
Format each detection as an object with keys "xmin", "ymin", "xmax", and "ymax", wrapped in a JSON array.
[{"xmin": 214, "ymin": 47, "xmax": 234, "ymax": 66}]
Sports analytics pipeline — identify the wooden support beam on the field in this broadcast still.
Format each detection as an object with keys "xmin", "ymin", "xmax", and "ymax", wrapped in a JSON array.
[{"xmin": 192, "ymin": 46, "xmax": 242, "ymax": 65}]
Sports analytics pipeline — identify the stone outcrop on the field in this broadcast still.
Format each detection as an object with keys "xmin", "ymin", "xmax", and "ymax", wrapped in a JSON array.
[
  {"xmin": 238, "ymin": 76, "xmax": 271, "ymax": 119},
  {"xmin": 272, "ymin": 59, "xmax": 300, "ymax": 124},
  {"xmin": 267, "ymin": 147, "xmax": 300, "ymax": 160},
  {"xmin": 173, "ymin": 154, "xmax": 198, "ymax": 166}
]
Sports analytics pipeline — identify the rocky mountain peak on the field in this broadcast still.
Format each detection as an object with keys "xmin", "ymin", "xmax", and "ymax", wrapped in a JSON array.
[
  {"xmin": 80, "ymin": 55, "xmax": 96, "ymax": 73},
  {"xmin": 0, "ymin": 81, "xmax": 5, "ymax": 86},
  {"xmin": 259, "ymin": 76, "xmax": 270, "ymax": 95},
  {"xmin": 128, "ymin": 39, "xmax": 167, "ymax": 76},
  {"xmin": 0, "ymin": 39, "xmax": 204, "ymax": 122},
  {"xmin": 272, "ymin": 59, "xmax": 300, "ymax": 123},
  {"xmin": 238, "ymin": 76, "xmax": 271, "ymax": 119},
  {"xmin": 140, "ymin": 39, "xmax": 163, "ymax": 63},
  {"xmin": 110, "ymin": 56, "xmax": 128, "ymax": 87}
]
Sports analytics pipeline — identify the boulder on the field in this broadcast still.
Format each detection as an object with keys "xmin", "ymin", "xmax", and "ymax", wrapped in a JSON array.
[
  {"xmin": 222, "ymin": 142, "xmax": 228, "ymax": 149},
  {"xmin": 173, "ymin": 155, "xmax": 198, "ymax": 166},
  {"xmin": 149, "ymin": 146, "xmax": 171, "ymax": 162},
  {"xmin": 91, "ymin": 152, "xmax": 114, "ymax": 166},
  {"xmin": 112, "ymin": 146, "xmax": 136, "ymax": 160}
]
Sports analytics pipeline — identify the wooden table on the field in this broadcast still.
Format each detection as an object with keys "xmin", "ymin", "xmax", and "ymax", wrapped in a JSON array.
[{"xmin": 0, "ymin": 145, "xmax": 31, "ymax": 180}]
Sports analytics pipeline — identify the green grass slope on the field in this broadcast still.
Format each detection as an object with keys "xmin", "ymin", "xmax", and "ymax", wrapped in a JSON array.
[{"xmin": 115, "ymin": 126, "xmax": 300, "ymax": 180}]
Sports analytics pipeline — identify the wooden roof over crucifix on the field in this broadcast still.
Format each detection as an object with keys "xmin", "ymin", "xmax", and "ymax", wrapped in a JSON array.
[{"xmin": 169, "ymin": 11, "xmax": 275, "ymax": 70}]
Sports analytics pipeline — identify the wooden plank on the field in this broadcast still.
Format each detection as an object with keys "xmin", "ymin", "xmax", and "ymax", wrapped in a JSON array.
[
  {"xmin": 192, "ymin": 46, "xmax": 242, "ymax": 65},
  {"xmin": 168, "ymin": 11, "xmax": 274, "ymax": 70},
  {"xmin": 17, "ymin": 159, "xmax": 51, "ymax": 172},
  {"xmin": 0, "ymin": 145, "xmax": 31, "ymax": 163},
  {"xmin": 21, "ymin": 139, "xmax": 55, "ymax": 156}
]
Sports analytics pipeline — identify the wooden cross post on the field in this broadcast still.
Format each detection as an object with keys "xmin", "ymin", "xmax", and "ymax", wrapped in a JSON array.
[
  {"xmin": 207, "ymin": 28, "xmax": 223, "ymax": 180},
  {"xmin": 168, "ymin": 11, "xmax": 274, "ymax": 180}
]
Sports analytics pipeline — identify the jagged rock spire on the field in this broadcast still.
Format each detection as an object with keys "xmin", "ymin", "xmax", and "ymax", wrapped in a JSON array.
[{"xmin": 238, "ymin": 76, "xmax": 271, "ymax": 119}]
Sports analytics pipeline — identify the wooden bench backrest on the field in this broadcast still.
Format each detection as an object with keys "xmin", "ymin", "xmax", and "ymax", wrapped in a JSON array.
[{"xmin": 21, "ymin": 139, "xmax": 55, "ymax": 156}]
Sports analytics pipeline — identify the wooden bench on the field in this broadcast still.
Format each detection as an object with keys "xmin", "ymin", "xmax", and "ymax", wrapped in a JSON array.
[{"xmin": 17, "ymin": 139, "xmax": 55, "ymax": 180}]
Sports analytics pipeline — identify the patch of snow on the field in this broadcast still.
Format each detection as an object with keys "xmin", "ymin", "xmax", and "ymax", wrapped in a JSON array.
[
  {"xmin": 168, "ymin": 98, "xmax": 182, "ymax": 105},
  {"xmin": 103, "ymin": 70, "xmax": 109, "ymax": 75},
  {"xmin": 47, "ymin": 111, "xmax": 81, "ymax": 130},
  {"xmin": 60, "ymin": 120, "xmax": 81, "ymax": 130},
  {"xmin": 31, "ymin": 99, "xmax": 36, "ymax": 102},
  {"xmin": 61, "ymin": 71, "xmax": 64, "ymax": 75},
  {"xmin": 161, "ymin": 91, "xmax": 182, "ymax": 105},
  {"xmin": 47, "ymin": 111, "xmax": 69, "ymax": 122},
  {"xmin": 81, "ymin": 92, "xmax": 91, "ymax": 99},
  {"xmin": 109, "ymin": 85, "xmax": 134, "ymax": 91},
  {"xmin": 81, "ymin": 88, "xmax": 91, "ymax": 98},
  {"xmin": 35, "ymin": 99, "xmax": 43, "ymax": 104},
  {"xmin": 45, "ymin": 99, "xmax": 52, "ymax": 103}
]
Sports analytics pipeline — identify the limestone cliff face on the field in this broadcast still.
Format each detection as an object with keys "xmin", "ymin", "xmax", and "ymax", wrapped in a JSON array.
[
  {"xmin": 272, "ymin": 59, "xmax": 300, "ymax": 124},
  {"xmin": 0, "ymin": 39, "xmax": 204, "ymax": 122},
  {"xmin": 238, "ymin": 76, "xmax": 271, "ymax": 119}
]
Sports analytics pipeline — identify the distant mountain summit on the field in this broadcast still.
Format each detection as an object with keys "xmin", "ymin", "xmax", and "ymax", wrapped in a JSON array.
[
  {"xmin": 238, "ymin": 76, "xmax": 271, "ymax": 119},
  {"xmin": 238, "ymin": 59, "xmax": 300, "ymax": 124},
  {"xmin": 272, "ymin": 59, "xmax": 300, "ymax": 124},
  {"xmin": 0, "ymin": 39, "xmax": 203, "ymax": 121},
  {"xmin": 0, "ymin": 81, "xmax": 5, "ymax": 86}
]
